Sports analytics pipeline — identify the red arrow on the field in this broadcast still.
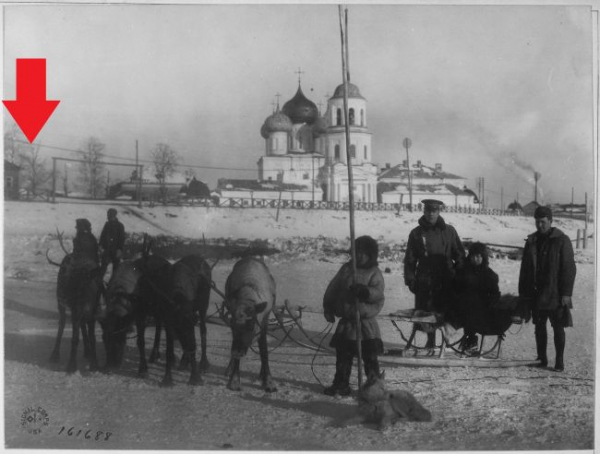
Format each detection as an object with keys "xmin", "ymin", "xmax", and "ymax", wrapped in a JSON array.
[{"xmin": 3, "ymin": 59, "xmax": 60, "ymax": 143}]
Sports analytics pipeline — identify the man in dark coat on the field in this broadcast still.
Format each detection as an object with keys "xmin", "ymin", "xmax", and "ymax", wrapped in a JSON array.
[
  {"xmin": 519, "ymin": 206, "xmax": 576, "ymax": 372},
  {"xmin": 99, "ymin": 208, "xmax": 125, "ymax": 275},
  {"xmin": 403, "ymin": 199, "xmax": 465, "ymax": 348}
]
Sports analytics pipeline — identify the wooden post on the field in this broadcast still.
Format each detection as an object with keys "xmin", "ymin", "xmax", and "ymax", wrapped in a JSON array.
[
  {"xmin": 51, "ymin": 157, "xmax": 57, "ymax": 203},
  {"xmin": 585, "ymin": 192, "xmax": 588, "ymax": 231},
  {"xmin": 339, "ymin": 5, "xmax": 362, "ymax": 389},
  {"xmin": 139, "ymin": 165, "xmax": 144, "ymax": 208},
  {"xmin": 576, "ymin": 229, "xmax": 581, "ymax": 249},
  {"xmin": 275, "ymin": 189, "xmax": 283, "ymax": 222}
]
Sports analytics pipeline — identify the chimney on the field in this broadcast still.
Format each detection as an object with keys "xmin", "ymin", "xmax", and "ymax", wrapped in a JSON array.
[
  {"xmin": 417, "ymin": 160, "xmax": 422, "ymax": 167},
  {"xmin": 386, "ymin": 163, "xmax": 391, "ymax": 169},
  {"xmin": 402, "ymin": 159, "xmax": 407, "ymax": 167},
  {"xmin": 435, "ymin": 163, "xmax": 442, "ymax": 172}
]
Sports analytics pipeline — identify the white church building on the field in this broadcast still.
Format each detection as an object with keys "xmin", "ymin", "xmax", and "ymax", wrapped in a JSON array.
[{"xmin": 218, "ymin": 78, "xmax": 379, "ymax": 204}]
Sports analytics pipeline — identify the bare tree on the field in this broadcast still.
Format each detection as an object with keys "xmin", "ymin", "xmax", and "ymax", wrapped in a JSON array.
[
  {"xmin": 18, "ymin": 143, "xmax": 51, "ymax": 199},
  {"xmin": 78, "ymin": 137, "xmax": 106, "ymax": 199},
  {"xmin": 4, "ymin": 123, "xmax": 26, "ymax": 164},
  {"xmin": 151, "ymin": 142, "xmax": 181, "ymax": 204}
]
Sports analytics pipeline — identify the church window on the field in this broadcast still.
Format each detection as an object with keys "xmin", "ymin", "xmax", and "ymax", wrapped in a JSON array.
[
  {"xmin": 350, "ymin": 144, "xmax": 356, "ymax": 158},
  {"xmin": 364, "ymin": 145, "xmax": 368, "ymax": 159},
  {"xmin": 336, "ymin": 108, "xmax": 342, "ymax": 126},
  {"xmin": 361, "ymin": 109, "xmax": 364, "ymax": 126},
  {"xmin": 349, "ymin": 108, "xmax": 355, "ymax": 125},
  {"xmin": 303, "ymin": 173, "xmax": 309, "ymax": 180},
  {"xmin": 334, "ymin": 144, "xmax": 340, "ymax": 160}
]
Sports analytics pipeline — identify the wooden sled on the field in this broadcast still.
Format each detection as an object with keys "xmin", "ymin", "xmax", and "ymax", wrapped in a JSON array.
[{"xmin": 384, "ymin": 309, "xmax": 536, "ymax": 368}]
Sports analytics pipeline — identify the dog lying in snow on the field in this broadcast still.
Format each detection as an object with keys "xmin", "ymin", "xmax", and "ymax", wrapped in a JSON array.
[{"xmin": 340, "ymin": 372, "xmax": 432, "ymax": 430}]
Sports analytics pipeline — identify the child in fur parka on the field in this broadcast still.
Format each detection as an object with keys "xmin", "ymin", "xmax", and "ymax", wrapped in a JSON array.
[{"xmin": 323, "ymin": 235, "xmax": 385, "ymax": 396}]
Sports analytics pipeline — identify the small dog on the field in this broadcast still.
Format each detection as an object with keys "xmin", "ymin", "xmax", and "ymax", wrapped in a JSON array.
[{"xmin": 351, "ymin": 372, "xmax": 432, "ymax": 430}]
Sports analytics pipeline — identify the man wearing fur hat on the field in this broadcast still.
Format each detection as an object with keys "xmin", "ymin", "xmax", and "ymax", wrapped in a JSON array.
[
  {"xmin": 403, "ymin": 199, "xmax": 465, "ymax": 348},
  {"xmin": 323, "ymin": 235, "xmax": 385, "ymax": 396},
  {"xmin": 519, "ymin": 205, "xmax": 576, "ymax": 372}
]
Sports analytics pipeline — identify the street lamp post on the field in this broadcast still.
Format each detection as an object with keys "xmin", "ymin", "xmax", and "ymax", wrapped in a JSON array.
[{"xmin": 403, "ymin": 138, "xmax": 413, "ymax": 212}]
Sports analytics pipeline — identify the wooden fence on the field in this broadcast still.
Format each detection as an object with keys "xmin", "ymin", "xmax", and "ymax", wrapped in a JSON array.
[{"xmin": 214, "ymin": 196, "xmax": 521, "ymax": 216}]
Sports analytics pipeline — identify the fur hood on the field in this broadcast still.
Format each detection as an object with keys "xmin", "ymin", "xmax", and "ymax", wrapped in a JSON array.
[
  {"xmin": 355, "ymin": 235, "xmax": 378, "ymax": 269},
  {"xmin": 468, "ymin": 241, "xmax": 489, "ymax": 268}
]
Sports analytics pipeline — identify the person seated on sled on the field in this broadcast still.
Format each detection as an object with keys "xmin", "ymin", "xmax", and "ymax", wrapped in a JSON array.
[
  {"xmin": 451, "ymin": 242, "xmax": 501, "ymax": 351},
  {"xmin": 322, "ymin": 235, "xmax": 385, "ymax": 397},
  {"xmin": 403, "ymin": 199, "xmax": 465, "ymax": 349}
]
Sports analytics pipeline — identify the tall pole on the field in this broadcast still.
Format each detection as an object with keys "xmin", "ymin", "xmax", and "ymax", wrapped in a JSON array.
[
  {"xmin": 312, "ymin": 155, "xmax": 315, "ymax": 205},
  {"xmin": 52, "ymin": 157, "xmax": 57, "ymax": 204},
  {"xmin": 339, "ymin": 4, "xmax": 362, "ymax": 389},
  {"xmin": 501, "ymin": 186, "xmax": 504, "ymax": 212},
  {"xmin": 403, "ymin": 138, "xmax": 412, "ymax": 212},
  {"xmin": 571, "ymin": 187, "xmax": 574, "ymax": 218},
  {"xmin": 136, "ymin": 140, "xmax": 142, "ymax": 208},
  {"xmin": 585, "ymin": 192, "xmax": 588, "ymax": 231},
  {"xmin": 482, "ymin": 177, "xmax": 485, "ymax": 210}
]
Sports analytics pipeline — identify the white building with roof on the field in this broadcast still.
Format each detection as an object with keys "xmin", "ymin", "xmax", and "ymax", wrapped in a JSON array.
[
  {"xmin": 378, "ymin": 161, "xmax": 478, "ymax": 208},
  {"xmin": 256, "ymin": 79, "xmax": 378, "ymax": 203}
]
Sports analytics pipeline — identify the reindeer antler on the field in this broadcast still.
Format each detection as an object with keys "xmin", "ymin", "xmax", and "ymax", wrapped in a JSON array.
[
  {"xmin": 45, "ymin": 249, "xmax": 62, "ymax": 267},
  {"xmin": 55, "ymin": 227, "xmax": 70, "ymax": 255}
]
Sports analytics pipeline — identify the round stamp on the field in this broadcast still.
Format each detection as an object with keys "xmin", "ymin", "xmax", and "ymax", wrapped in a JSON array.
[{"xmin": 21, "ymin": 406, "xmax": 49, "ymax": 435}]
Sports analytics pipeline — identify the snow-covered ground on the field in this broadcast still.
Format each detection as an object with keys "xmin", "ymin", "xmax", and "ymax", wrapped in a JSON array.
[{"xmin": 3, "ymin": 200, "xmax": 596, "ymax": 450}]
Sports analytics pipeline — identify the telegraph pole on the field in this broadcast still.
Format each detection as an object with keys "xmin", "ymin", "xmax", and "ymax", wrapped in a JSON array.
[{"xmin": 403, "ymin": 137, "xmax": 412, "ymax": 212}]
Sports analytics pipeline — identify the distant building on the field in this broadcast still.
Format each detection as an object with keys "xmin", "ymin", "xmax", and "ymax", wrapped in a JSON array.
[
  {"xmin": 216, "ymin": 178, "xmax": 316, "ymax": 206},
  {"xmin": 4, "ymin": 159, "xmax": 21, "ymax": 200},
  {"xmin": 377, "ymin": 161, "xmax": 477, "ymax": 207},
  {"xmin": 220, "ymin": 78, "xmax": 379, "ymax": 204},
  {"xmin": 522, "ymin": 201, "xmax": 541, "ymax": 217}
]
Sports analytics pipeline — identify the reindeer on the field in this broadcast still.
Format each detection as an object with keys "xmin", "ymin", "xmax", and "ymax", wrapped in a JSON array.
[
  {"xmin": 102, "ymin": 236, "xmax": 170, "ymax": 377},
  {"xmin": 159, "ymin": 254, "xmax": 212, "ymax": 387},
  {"xmin": 46, "ymin": 228, "xmax": 103, "ymax": 373},
  {"xmin": 223, "ymin": 257, "xmax": 277, "ymax": 392}
]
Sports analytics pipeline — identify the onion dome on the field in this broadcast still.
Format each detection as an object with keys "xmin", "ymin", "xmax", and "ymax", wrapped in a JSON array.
[
  {"xmin": 260, "ymin": 108, "xmax": 293, "ymax": 138},
  {"xmin": 282, "ymin": 86, "xmax": 319, "ymax": 124},
  {"xmin": 312, "ymin": 114, "xmax": 329, "ymax": 136},
  {"xmin": 331, "ymin": 82, "xmax": 365, "ymax": 99}
]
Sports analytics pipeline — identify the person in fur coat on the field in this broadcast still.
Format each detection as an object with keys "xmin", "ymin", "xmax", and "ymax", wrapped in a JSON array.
[
  {"xmin": 452, "ymin": 242, "xmax": 503, "ymax": 351},
  {"xmin": 323, "ymin": 235, "xmax": 385, "ymax": 396}
]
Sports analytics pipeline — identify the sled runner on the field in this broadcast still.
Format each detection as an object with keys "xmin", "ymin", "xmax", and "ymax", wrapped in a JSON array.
[{"xmin": 383, "ymin": 308, "xmax": 536, "ymax": 368}]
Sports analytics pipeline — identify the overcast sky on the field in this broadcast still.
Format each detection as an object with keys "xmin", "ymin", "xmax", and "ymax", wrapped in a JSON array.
[{"xmin": 3, "ymin": 2, "xmax": 596, "ymax": 209}]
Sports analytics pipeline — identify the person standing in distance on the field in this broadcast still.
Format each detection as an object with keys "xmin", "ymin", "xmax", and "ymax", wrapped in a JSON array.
[
  {"xmin": 99, "ymin": 208, "xmax": 125, "ymax": 276},
  {"xmin": 403, "ymin": 199, "xmax": 465, "ymax": 349},
  {"xmin": 519, "ymin": 205, "xmax": 576, "ymax": 372}
]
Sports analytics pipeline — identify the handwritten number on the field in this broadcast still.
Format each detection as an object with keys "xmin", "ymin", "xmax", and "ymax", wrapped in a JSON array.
[{"xmin": 58, "ymin": 426, "xmax": 111, "ymax": 441}]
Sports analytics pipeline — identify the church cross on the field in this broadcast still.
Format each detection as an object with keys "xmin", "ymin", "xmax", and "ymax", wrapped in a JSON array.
[{"xmin": 295, "ymin": 67, "xmax": 305, "ymax": 85}]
